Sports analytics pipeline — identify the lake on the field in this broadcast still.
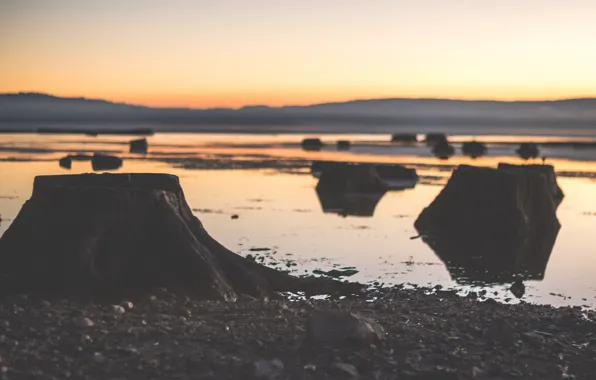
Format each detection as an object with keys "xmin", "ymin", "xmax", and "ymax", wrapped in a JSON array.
[{"xmin": 1, "ymin": 132, "xmax": 596, "ymax": 308}]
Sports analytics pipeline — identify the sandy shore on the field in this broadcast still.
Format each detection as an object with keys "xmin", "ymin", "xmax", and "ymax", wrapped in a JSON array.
[{"xmin": 1, "ymin": 286, "xmax": 595, "ymax": 379}]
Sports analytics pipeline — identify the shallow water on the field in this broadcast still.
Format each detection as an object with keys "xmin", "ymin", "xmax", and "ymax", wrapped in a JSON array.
[{"xmin": 1, "ymin": 132, "xmax": 596, "ymax": 308}]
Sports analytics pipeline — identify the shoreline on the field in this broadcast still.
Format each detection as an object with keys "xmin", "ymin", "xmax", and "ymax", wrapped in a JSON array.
[{"xmin": 1, "ymin": 285, "xmax": 595, "ymax": 379}]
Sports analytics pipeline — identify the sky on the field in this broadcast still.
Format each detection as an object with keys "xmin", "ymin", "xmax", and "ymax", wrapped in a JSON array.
[{"xmin": 1, "ymin": 0, "xmax": 596, "ymax": 108}]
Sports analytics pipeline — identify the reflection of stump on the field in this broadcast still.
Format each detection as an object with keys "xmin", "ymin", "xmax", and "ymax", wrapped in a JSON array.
[{"xmin": 0, "ymin": 174, "xmax": 362, "ymax": 299}]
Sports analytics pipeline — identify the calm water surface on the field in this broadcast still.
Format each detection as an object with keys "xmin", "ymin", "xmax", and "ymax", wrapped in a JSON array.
[{"xmin": 1, "ymin": 132, "xmax": 596, "ymax": 308}]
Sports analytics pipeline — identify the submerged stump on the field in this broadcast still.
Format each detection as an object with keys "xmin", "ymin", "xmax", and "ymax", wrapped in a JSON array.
[{"xmin": 0, "ymin": 173, "xmax": 362, "ymax": 299}]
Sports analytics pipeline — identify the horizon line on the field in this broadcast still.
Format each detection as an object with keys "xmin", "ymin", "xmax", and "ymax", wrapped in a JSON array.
[{"xmin": 3, "ymin": 91, "xmax": 596, "ymax": 110}]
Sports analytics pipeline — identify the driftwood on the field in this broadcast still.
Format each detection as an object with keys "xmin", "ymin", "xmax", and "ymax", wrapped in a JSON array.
[{"xmin": 0, "ymin": 173, "xmax": 363, "ymax": 300}]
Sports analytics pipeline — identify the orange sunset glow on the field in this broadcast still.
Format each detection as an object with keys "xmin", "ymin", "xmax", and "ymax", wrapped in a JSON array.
[{"xmin": 2, "ymin": 0, "xmax": 596, "ymax": 108}]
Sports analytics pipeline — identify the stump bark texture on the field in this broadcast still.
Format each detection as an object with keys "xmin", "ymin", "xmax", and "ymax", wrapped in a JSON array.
[{"xmin": 0, "ymin": 173, "xmax": 362, "ymax": 299}]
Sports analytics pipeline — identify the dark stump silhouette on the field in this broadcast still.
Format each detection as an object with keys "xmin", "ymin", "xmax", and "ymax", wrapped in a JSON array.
[
  {"xmin": 59, "ymin": 156, "xmax": 72, "ymax": 169},
  {"xmin": 415, "ymin": 164, "xmax": 563, "ymax": 292},
  {"xmin": 130, "ymin": 138, "xmax": 148, "ymax": 154},
  {"xmin": 425, "ymin": 133, "xmax": 448, "ymax": 146},
  {"xmin": 336, "ymin": 140, "xmax": 351, "ymax": 150},
  {"xmin": 0, "ymin": 173, "xmax": 363, "ymax": 299},
  {"xmin": 516, "ymin": 143, "xmax": 540, "ymax": 160},
  {"xmin": 301, "ymin": 138, "xmax": 324, "ymax": 151},
  {"xmin": 497, "ymin": 163, "xmax": 564, "ymax": 205},
  {"xmin": 415, "ymin": 164, "xmax": 562, "ymax": 288},
  {"xmin": 315, "ymin": 163, "xmax": 387, "ymax": 217},
  {"xmin": 462, "ymin": 141, "xmax": 487, "ymax": 159},
  {"xmin": 91, "ymin": 154, "xmax": 122, "ymax": 171},
  {"xmin": 316, "ymin": 163, "xmax": 387, "ymax": 194},
  {"xmin": 431, "ymin": 141, "xmax": 455, "ymax": 160}
]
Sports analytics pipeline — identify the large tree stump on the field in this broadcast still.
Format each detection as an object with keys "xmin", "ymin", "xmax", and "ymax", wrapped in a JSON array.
[
  {"xmin": 414, "ymin": 164, "xmax": 562, "ymax": 284},
  {"xmin": 0, "ymin": 173, "xmax": 363, "ymax": 299}
]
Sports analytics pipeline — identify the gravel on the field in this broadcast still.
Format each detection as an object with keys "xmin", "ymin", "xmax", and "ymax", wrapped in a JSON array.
[{"xmin": 0, "ymin": 286, "xmax": 595, "ymax": 379}]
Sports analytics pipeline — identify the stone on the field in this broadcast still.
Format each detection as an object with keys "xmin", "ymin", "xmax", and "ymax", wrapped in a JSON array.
[
  {"xmin": 112, "ymin": 305, "xmax": 126, "ymax": 314},
  {"xmin": 73, "ymin": 317, "xmax": 95, "ymax": 328},
  {"xmin": 330, "ymin": 363, "xmax": 359, "ymax": 378},
  {"xmin": 253, "ymin": 358, "xmax": 284, "ymax": 379},
  {"xmin": 307, "ymin": 310, "xmax": 385, "ymax": 344},
  {"xmin": 509, "ymin": 280, "xmax": 526, "ymax": 299}
]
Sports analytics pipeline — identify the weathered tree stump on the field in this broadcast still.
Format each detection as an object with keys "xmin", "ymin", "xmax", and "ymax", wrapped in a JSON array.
[
  {"xmin": 0, "ymin": 173, "xmax": 363, "ymax": 299},
  {"xmin": 462, "ymin": 141, "xmax": 487, "ymax": 158},
  {"xmin": 414, "ymin": 164, "xmax": 562, "ymax": 285},
  {"xmin": 129, "ymin": 138, "xmax": 148, "ymax": 154}
]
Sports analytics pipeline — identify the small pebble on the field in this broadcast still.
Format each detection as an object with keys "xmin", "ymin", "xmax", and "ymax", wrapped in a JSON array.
[
  {"xmin": 112, "ymin": 305, "xmax": 126, "ymax": 314},
  {"xmin": 73, "ymin": 317, "xmax": 94, "ymax": 328}
]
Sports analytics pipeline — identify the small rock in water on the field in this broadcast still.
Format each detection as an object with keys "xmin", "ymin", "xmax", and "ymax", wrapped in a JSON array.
[
  {"xmin": 73, "ymin": 317, "xmax": 95, "ymax": 328},
  {"xmin": 253, "ymin": 358, "xmax": 284, "ymax": 379},
  {"xmin": 330, "ymin": 363, "xmax": 359, "ymax": 378},
  {"xmin": 112, "ymin": 305, "xmax": 126, "ymax": 314},
  {"xmin": 304, "ymin": 364, "xmax": 316, "ymax": 371},
  {"xmin": 510, "ymin": 280, "xmax": 526, "ymax": 298},
  {"xmin": 40, "ymin": 300, "xmax": 52, "ymax": 308},
  {"xmin": 307, "ymin": 310, "xmax": 385, "ymax": 344},
  {"xmin": 121, "ymin": 301, "xmax": 134, "ymax": 310},
  {"xmin": 231, "ymin": 214, "xmax": 239, "ymax": 220}
]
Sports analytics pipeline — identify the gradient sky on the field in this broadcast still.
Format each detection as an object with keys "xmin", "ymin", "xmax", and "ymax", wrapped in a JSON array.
[{"xmin": 1, "ymin": 0, "xmax": 596, "ymax": 108}]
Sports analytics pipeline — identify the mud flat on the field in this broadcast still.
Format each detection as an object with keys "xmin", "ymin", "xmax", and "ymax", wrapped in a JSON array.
[{"xmin": 0, "ymin": 286, "xmax": 595, "ymax": 380}]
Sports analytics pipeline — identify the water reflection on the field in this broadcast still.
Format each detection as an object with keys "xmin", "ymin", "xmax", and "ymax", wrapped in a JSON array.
[
  {"xmin": 316, "ymin": 188, "xmax": 386, "ymax": 217},
  {"xmin": 313, "ymin": 161, "xmax": 418, "ymax": 217},
  {"xmin": 420, "ymin": 225, "xmax": 560, "ymax": 285}
]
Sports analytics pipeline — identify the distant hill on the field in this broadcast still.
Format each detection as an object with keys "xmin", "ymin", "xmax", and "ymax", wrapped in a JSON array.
[{"xmin": 1, "ymin": 92, "xmax": 596, "ymax": 131}]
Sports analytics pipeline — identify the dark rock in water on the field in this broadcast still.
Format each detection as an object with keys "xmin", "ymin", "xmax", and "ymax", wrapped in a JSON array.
[
  {"xmin": 91, "ymin": 154, "xmax": 123, "ymax": 171},
  {"xmin": 462, "ymin": 141, "xmax": 487, "ymax": 158},
  {"xmin": 391, "ymin": 133, "xmax": 418, "ymax": 143},
  {"xmin": 510, "ymin": 280, "xmax": 526, "ymax": 298},
  {"xmin": 497, "ymin": 163, "xmax": 564, "ymax": 206},
  {"xmin": 59, "ymin": 156, "xmax": 72, "ymax": 169},
  {"xmin": 316, "ymin": 163, "xmax": 387, "ymax": 217},
  {"xmin": 301, "ymin": 138, "xmax": 324, "ymax": 151},
  {"xmin": 415, "ymin": 164, "xmax": 562, "ymax": 285},
  {"xmin": 0, "ymin": 173, "xmax": 362, "ymax": 298},
  {"xmin": 516, "ymin": 143, "xmax": 540, "ymax": 160},
  {"xmin": 374, "ymin": 164, "xmax": 418, "ymax": 190},
  {"xmin": 336, "ymin": 140, "xmax": 351, "ymax": 150},
  {"xmin": 129, "ymin": 138, "xmax": 148, "ymax": 154},
  {"xmin": 431, "ymin": 141, "xmax": 455, "ymax": 160},
  {"xmin": 425, "ymin": 133, "xmax": 448, "ymax": 146},
  {"xmin": 313, "ymin": 268, "xmax": 359, "ymax": 278}
]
